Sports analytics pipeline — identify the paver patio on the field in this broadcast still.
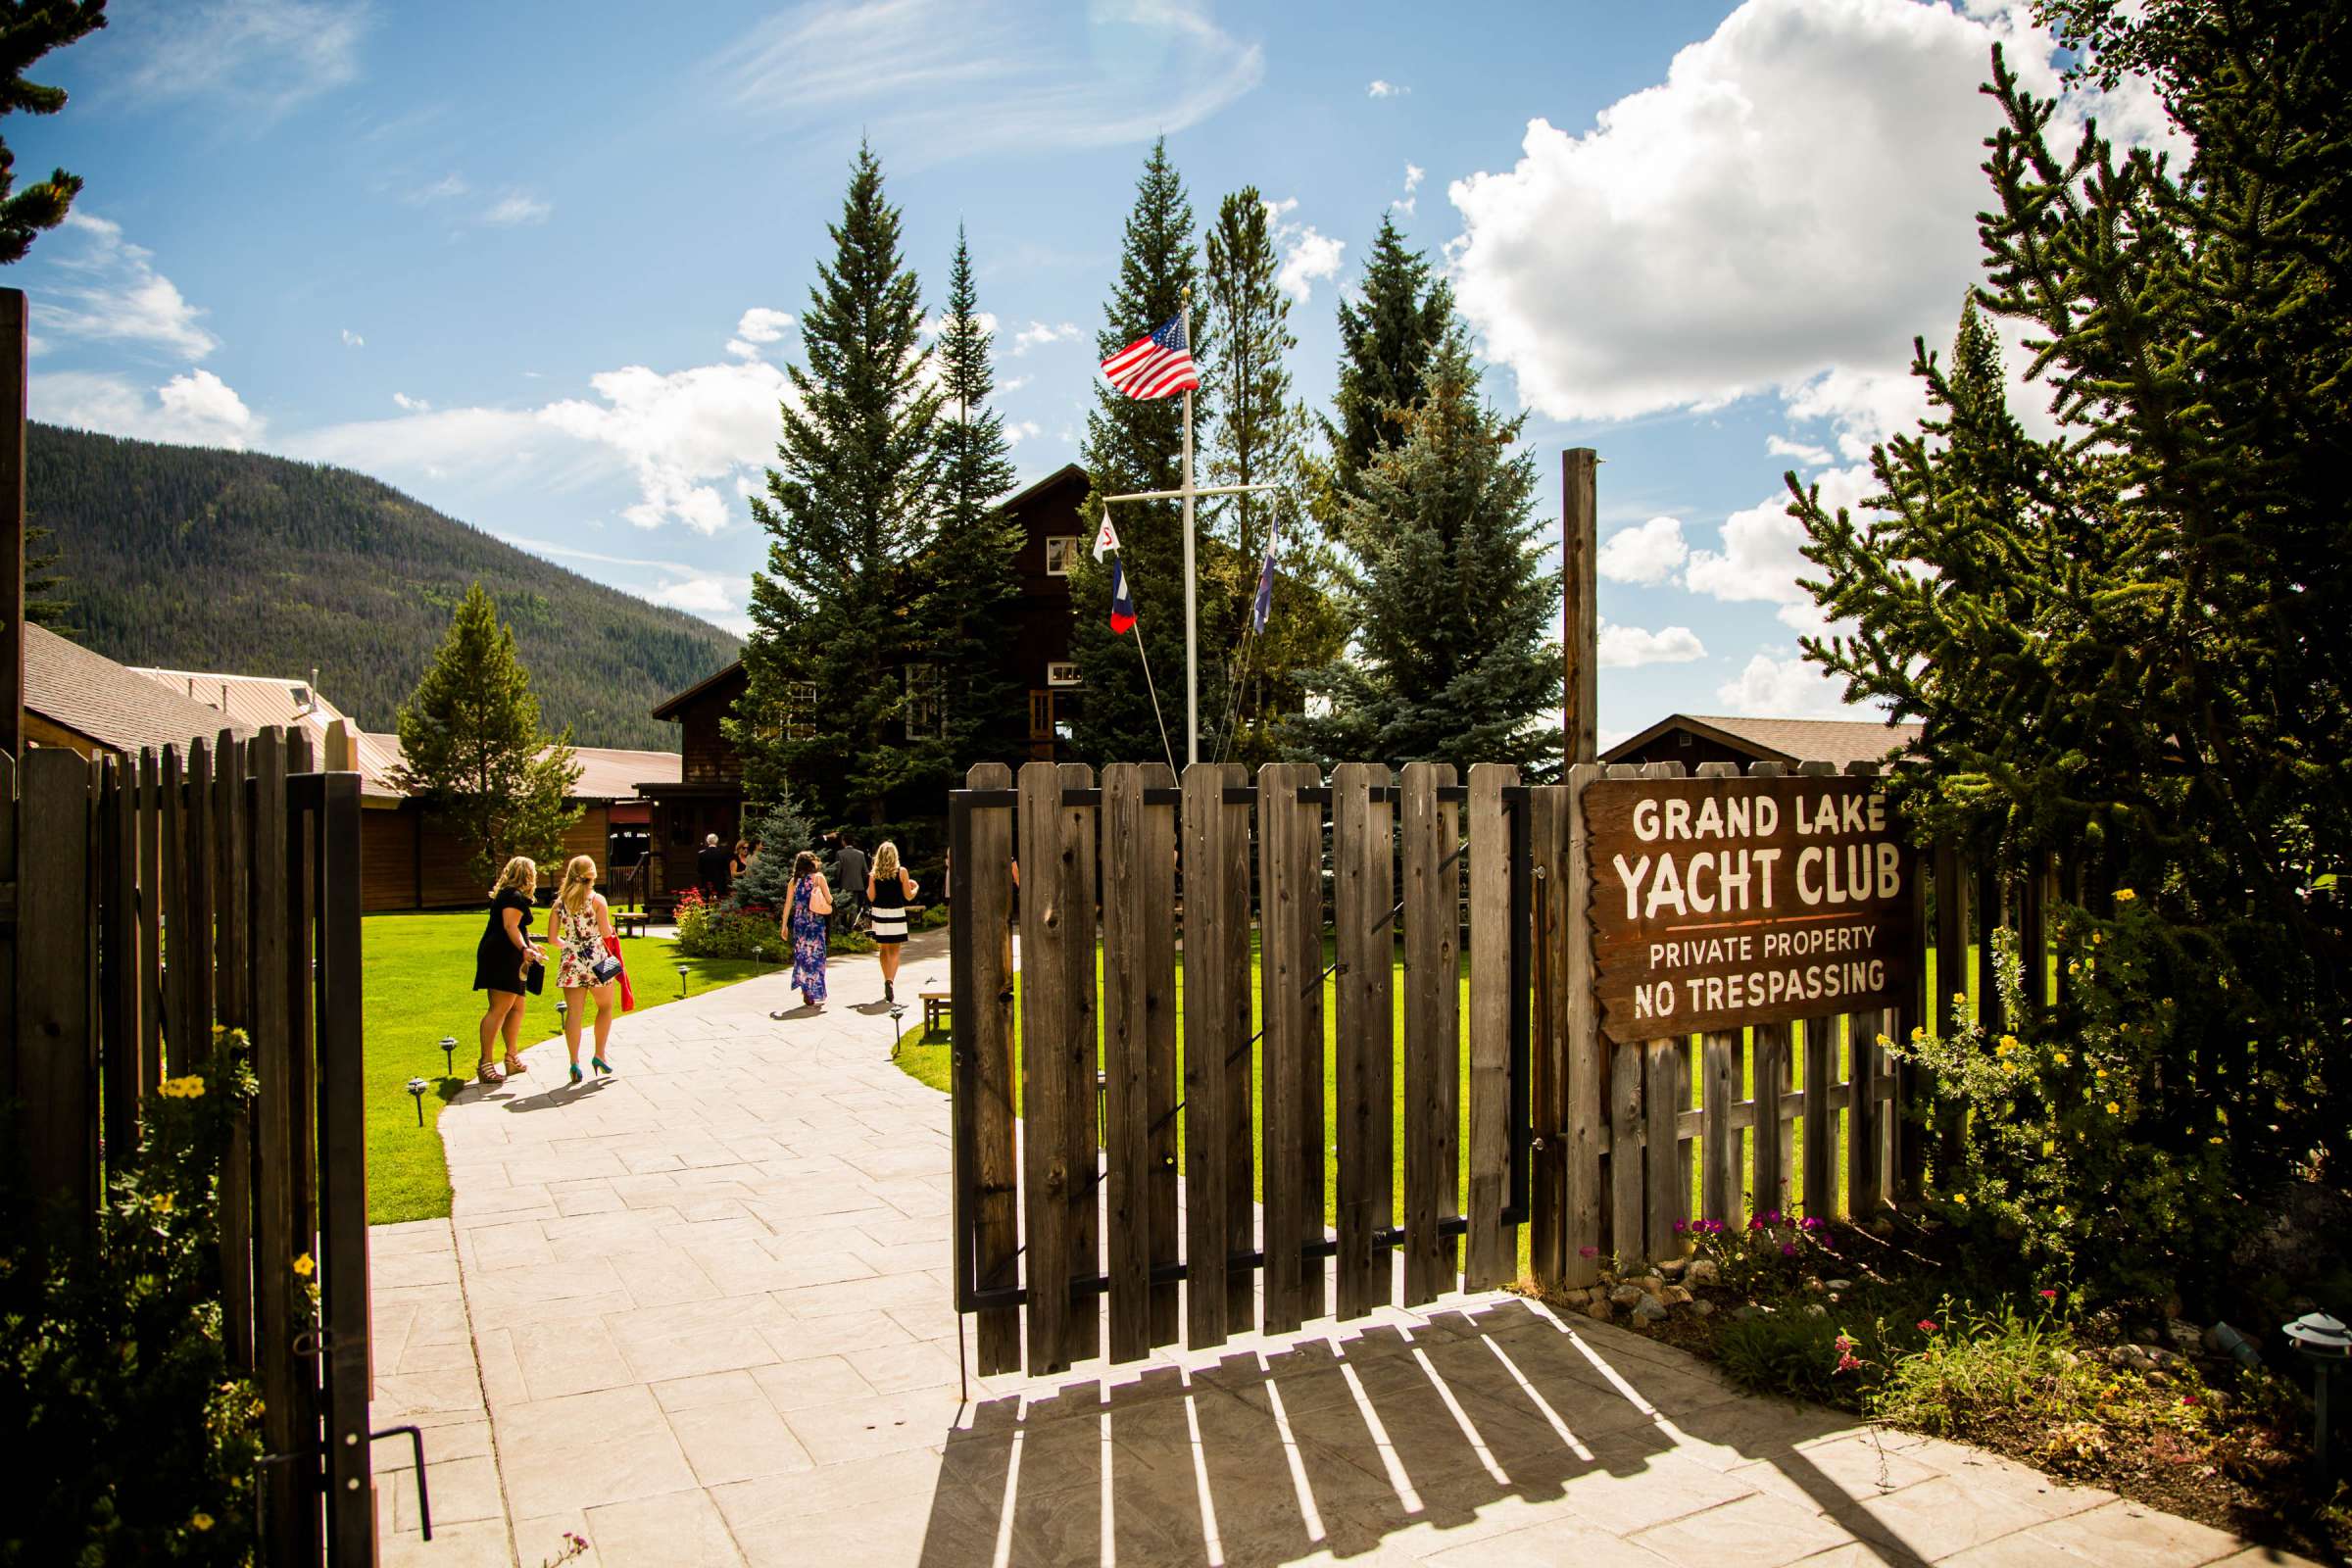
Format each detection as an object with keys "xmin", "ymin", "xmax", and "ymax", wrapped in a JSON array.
[{"xmin": 367, "ymin": 932, "xmax": 2320, "ymax": 1568}]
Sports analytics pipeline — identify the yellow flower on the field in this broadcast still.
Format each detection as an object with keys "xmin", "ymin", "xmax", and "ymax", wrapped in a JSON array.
[
  {"xmin": 2208, "ymin": 1136, "xmax": 2224, "ymax": 1145},
  {"xmin": 1876, "ymin": 1033, "xmax": 1892, "ymax": 1048},
  {"xmin": 2114, "ymin": 888, "xmax": 2137, "ymax": 903},
  {"xmin": 2067, "ymin": 960, "xmax": 2082, "ymax": 976},
  {"xmin": 2052, "ymin": 1050, "xmax": 2069, "ymax": 1065},
  {"xmin": 2105, "ymin": 1101, "xmax": 2121, "ymax": 1116},
  {"xmin": 2042, "ymin": 1140, "xmax": 2055, "ymax": 1155},
  {"xmin": 1953, "ymin": 1192, "xmax": 1970, "ymax": 1206},
  {"xmin": 2091, "ymin": 932, "xmax": 2103, "ymax": 946},
  {"xmin": 1910, "ymin": 1025, "xmax": 1927, "ymax": 1042},
  {"xmin": 2095, "ymin": 1066, "xmax": 2108, "ymax": 1079},
  {"xmin": 2052, "ymin": 1205, "xmax": 2070, "ymax": 1222},
  {"xmin": 292, "ymin": 1252, "xmax": 316, "ymax": 1279},
  {"xmin": 190, "ymin": 1514, "xmax": 214, "ymax": 1533},
  {"xmin": 1995, "ymin": 1035, "xmax": 2019, "ymax": 1057},
  {"xmin": 153, "ymin": 1192, "xmax": 173, "ymax": 1214}
]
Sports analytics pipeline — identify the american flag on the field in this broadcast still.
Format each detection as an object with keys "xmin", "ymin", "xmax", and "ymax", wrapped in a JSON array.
[{"xmin": 1100, "ymin": 316, "xmax": 1200, "ymax": 400}]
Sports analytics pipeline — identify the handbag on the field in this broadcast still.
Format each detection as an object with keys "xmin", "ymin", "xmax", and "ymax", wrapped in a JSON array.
[
  {"xmin": 523, "ymin": 954, "xmax": 545, "ymax": 996},
  {"xmin": 590, "ymin": 942, "xmax": 623, "ymax": 985}
]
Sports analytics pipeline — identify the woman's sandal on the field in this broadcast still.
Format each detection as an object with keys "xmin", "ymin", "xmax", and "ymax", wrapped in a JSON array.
[
  {"xmin": 502, "ymin": 1055, "xmax": 529, "ymax": 1076},
  {"xmin": 591, "ymin": 1056, "xmax": 614, "ymax": 1078},
  {"xmin": 477, "ymin": 1061, "xmax": 505, "ymax": 1087}
]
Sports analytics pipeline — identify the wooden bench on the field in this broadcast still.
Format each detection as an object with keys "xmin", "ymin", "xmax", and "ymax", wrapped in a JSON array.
[
  {"xmin": 921, "ymin": 990, "xmax": 951, "ymax": 1041},
  {"xmin": 614, "ymin": 910, "xmax": 651, "ymax": 940}
]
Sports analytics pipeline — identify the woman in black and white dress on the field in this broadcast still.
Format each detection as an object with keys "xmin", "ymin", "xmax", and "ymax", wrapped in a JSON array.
[{"xmin": 866, "ymin": 840, "xmax": 918, "ymax": 1004}]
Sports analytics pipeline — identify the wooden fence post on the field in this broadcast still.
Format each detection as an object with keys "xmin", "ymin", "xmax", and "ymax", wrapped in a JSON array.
[
  {"xmin": 1794, "ymin": 760, "xmax": 1840, "ymax": 1218},
  {"xmin": 16, "ymin": 748, "xmax": 97, "ymax": 1220},
  {"xmin": 1181, "ymin": 760, "xmax": 1249, "ymax": 1347},
  {"xmin": 159, "ymin": 745, "xmax": 187, "ymax": 1074},
  {"xmin": 184, "ymin": 737, "xmax": 217, "ymax": 1064},
  {"xmin": 1332, "ymin": 761, "xmax": 1395, "ymax": 1317},
  {"xmin": 1102, "ymin": 762, "xmax": 1180, "ymax": 1361},
  {"xmin": 99, "ymin": 757, "xmax": 140, "ymax": 1174},
  {"xmin": 217, "ymin": 732, "xmax": 255, "ymax": 1373},
  {"xmin": 1560, "ymin": 762, "xmax": 1604, "ymax": 1290},
  {"xmin": 1401, "ymin": 761, "xmax": 1460, "ymax": 1306},
  {"xmin": 1527, "ymin": 776, "xmax": 1571, "ymax": 1289},
  {"xmin": 1259, "ymin": 760, "xmax": 1326, "ymax": 1328},
  {"xmin": 1016, "ymin": 760, "xmax": 1080, "ymax": 1374},
  {"xmin": 1464, "ymin": 763, "xmax": 1518, "ymax": 1292},
  {"xmin": 957, "ymin": 762, "xmax": 1021, "ymax": 1376},
  {"xmin": 1602, "ymin": 762, "xmax": 1645, "ymax": 1265},
  {"xmin": 137, "ymin": 748, "xmax": 163, "ymax": 1098}
]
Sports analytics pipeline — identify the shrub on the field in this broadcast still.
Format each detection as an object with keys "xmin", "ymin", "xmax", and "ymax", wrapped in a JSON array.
[
  {"xmin": 1891, "ymin": 918, "xmax": 2241, "ymax": 1303},
  {"xmin": 0, "ymin": 1027, "xmax": 266, "ymax": 1564},
  {"xmin": 1716, "ymin": 1308, "xmax": 1845, "ymax": 1402},
  {"xmin": 673, "ymin": 888, "xmax": 782, "ymax": 961}
]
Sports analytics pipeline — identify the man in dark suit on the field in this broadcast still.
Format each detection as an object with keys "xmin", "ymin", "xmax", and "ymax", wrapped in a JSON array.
[
  {"xmin": 695, "ymin": 833, "xmax": 733, "ymax": 901},
  {"xmin": 832, "ymin": 831, "xmax": 867, "ymax": 935}
]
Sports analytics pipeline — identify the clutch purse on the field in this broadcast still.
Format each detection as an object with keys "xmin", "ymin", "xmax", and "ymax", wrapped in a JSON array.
[
  {"xmin": 524, "ymin": 955, "xmax": 546, "ymax": 995},
  {"xmin": 591, "ymin": 946, "xmax": 623, "ymax": 985}
]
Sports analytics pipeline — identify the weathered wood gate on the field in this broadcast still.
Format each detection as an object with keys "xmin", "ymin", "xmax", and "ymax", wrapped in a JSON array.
[
  {"xmin": 0, "ymin": 726, "xmax": 374, "ymax": 1562},
  {"xmin": 947, "ymin": 758, "xmax": 1945, "ymax": 1377}
]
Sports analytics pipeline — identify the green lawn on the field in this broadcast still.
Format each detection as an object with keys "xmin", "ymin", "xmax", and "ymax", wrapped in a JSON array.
[
  {"xmin": 362, "ymin": 910, "xmax": 762, "ymax": 1224},
  {"xmin": 893, "ymin": 938, "xmax": 1998, "ymax": 1255}
]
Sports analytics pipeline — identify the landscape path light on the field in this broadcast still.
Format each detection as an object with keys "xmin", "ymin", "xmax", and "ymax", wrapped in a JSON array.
[
  {"xmin": 438, "ymin": 1036, "xmax": 457, "ymax": 1076},
  {"xmin": 676, "ymin": 962, "xmax": 690, "ymax": 999},
  {"xmin": 406, "ymin": 1077, "xmax": 429, "ymax": 1126},
  {"xmin": 2283, "ymin": 1310, "xmax": 2347, "ymax": 1487}
]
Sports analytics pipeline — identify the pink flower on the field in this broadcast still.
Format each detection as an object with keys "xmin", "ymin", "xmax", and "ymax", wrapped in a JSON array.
[
  {"xmin": 2181, "ymin": 1395, "xmax": 2200, "ymax": 1406},
  {"xmin": 2037, "ymin": 1289, "xmax": 2058, "ymax": 1299},
  {"xmin": 1917, "ymin": 1319, "xmax": 1938, "ymax": 1333},
  {"xmin": 1674, "ymin": 1218, "xmax": 1688, "ymax": 1234},
  {"xmin": 1578, "ymin": 1246, "xmax": 1598, "ymax": 1258},
  {"xmin": 1782, "ymin": 1243, "xmax": 1797, "ymax": 1256}
]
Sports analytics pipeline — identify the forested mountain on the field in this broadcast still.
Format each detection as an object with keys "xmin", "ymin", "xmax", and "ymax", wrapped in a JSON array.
[{"xmin": 25, "ymin": 423, "xmax": 738, "ymax": 751}]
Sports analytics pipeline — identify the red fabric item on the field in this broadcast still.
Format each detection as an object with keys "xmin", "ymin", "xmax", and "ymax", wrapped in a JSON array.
[{"xmin": 613, "ymin": 940, "xmax": 636, "ymax": 1012}]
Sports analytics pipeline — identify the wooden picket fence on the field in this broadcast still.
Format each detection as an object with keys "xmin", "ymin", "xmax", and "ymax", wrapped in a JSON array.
[
  {"xmin": 944, "ymin": 755, "xmax": 2061, "ymax": 1377},
  {"xmin": 0, "ymin": 727, "xmax": 373, "ymax": 1563}
]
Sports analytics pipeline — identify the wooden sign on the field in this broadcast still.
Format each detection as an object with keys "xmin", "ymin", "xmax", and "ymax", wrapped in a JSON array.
[{"xmin": 1584, "ymin": 774, "xmax": 1917, "ymax": 1043}]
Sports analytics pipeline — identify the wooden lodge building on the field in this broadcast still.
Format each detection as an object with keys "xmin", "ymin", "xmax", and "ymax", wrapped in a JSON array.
[
  {"xmin": 638, "ymin": 463, "xmax": 1091, "ymax": 909},
  {"xmin": 1602, "ymin": 712, "xmax": 1923, "ymax": 771}
]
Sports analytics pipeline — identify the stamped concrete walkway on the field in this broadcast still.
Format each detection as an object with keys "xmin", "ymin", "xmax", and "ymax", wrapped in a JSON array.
[{"xmin": 367, "ymin": 936, "xmax": 2317, "ymax": 1568}]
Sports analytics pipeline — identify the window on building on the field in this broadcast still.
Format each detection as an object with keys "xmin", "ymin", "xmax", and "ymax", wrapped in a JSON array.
[
  {"xmin": 785, "ymin": 681, "xmax": 818, "ymax": 742},
  {"xmin": 1044, "ymin": 535, "xmax": 1082, "ymax": 575},
  {"xmin": 1046, "ymin": 661, "xmax": 1081, "ymax": 687},
  {"xmin": 904, "ymin": 663, "xmax": 945, "ymax": 740}
]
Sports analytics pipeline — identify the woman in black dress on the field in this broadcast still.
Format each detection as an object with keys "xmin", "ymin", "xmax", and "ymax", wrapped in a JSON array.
[
  {"xmin": 866, "ymin": 841, "xmax": 918, "ymax": 1004},
  {"xmin": 472, "ymin": 857, "xmax": 543, "ymax": 1086}
]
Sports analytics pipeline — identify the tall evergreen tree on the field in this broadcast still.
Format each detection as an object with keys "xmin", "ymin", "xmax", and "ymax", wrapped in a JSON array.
[
  {"xmin": 916, "ymin": 226, "xmax": 1027, "ymax": 773},
  {"xmin": 1324, "ymin": 215, "xmax": 1456, "ymax": 502},
  {"xmin": 1200, "ymin": 189, "xmax": 1345, "ymax": 764},
  {"xmin": 1790, "ymin": 5, "xmax": 2352, "ymax": 1192},
  {"xmin": 0, "ymin": 0, "xmax": 105, "ymax": 265},
  {"xmin": 1300, "ymin": 334, "xmax": 1562, "ymax": 776},
  {"xmin": 732, "ymin": 143, "xmax": 942, "ymax": 832},
  {"xmin": 394, "ymin": 582, "xmax": 582, "ymax": 889},
  {"xmin": 24, "ymin": 521, "xmax": 70, "ymax": 630},
  {"xmin": 1067, "ymin": 139, "xmax": 1211, "ymax": 766},
  {"xmin": 728, "ymin": 789, "xmax": 817, "ymax": 912}
]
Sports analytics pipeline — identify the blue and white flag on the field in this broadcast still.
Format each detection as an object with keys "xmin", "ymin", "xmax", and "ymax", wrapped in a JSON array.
[{"xmin": 1250, "ymin": 532, "xmax": 1276, "ymax": 634}]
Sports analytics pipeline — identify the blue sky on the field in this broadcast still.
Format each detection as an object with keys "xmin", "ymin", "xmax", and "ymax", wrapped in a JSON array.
[{"xmin": 11, "ymin": 0, "xmax": 2167, "ymax": 745}]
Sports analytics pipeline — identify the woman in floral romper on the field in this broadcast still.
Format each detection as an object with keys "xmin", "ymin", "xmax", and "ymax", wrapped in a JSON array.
[
  {"xmin": 551, "ymin": 855, "xmax": 620, "ymax": 1085},
  {"xmin": 784, "ymin": 850, "xmax": 834, "ymax": 1011}
]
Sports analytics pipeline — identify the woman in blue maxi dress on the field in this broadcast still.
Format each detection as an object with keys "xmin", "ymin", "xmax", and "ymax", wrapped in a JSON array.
[{"xmin": 785, "ymin": 851, "xmax": 833, "ymax": 1010}]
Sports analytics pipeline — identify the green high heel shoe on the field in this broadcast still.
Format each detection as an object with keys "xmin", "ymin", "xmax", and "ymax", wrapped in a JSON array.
[
  {"xmin": 569, "ymin": 1063, "xmax": 582, "ymax": 1086},
  {"xmin": 591, "ymin": 1056, "xmax": 614, "ymax": 1078}
]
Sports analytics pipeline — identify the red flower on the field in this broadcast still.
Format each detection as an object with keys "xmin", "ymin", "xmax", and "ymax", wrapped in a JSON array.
[
  {"xmin": 2037, "ymin": 1289, "xmax": 2058, "ymax": 1299},
  {"xmin": 1917, "ymin": 1319, "xmax": 1938, "ymax": 1333}
]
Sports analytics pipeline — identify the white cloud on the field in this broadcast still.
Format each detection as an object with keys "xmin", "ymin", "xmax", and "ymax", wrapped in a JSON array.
[
  {"xmin": 392, "ymin": 391, "xmax": 430, "ymax": 411},
  {"xmin": 727, "ymin": 307, "xmax": 796, "ymax": 359},
  {"xmin": 1011, "ymin": 320, "xmax": 1079, "ymax": 356},
  {"xmin": 1596, "ymin": 514, "xmax": 1689, "ymax": 586},
  {"xmin": 284, "ymin": 404, "xmax": 580, "ymax": 485},
  {"xmin": 1766, "ymin": 433, "xmax": 1832, "ymax": 466},
  {"xmin": 1393, "ymin": 162, "xmax": 1426, "ymax": 216},
  {"xmin": 1444, "ymin": 0, "xmax": 2170, "ymax": 424},
  {"xmin": 89, "ymin": 0, "xmax": 368, "ymax": 115},
  {"xmin": 1686, "ymin": 463, "xmax": 1873, "ymax": 631},
  {"xmin": 1368, "ymin": 79, "xmax": 1407, "ymax": 98},
  {"xmin": 1004, "ymin": 419, "xmax": 1043, "ymax": 446},
  {"xmin": 483, "ymin": 192, "xmax": 552, "ymax": 226},
  {"xmin": 30, "ymin": 214, "xmax": 218, "ymax": 362},
  {"xmin": 340, "ymin": 327, "xmax": 364, "ymax": 348},
  {"xmin": 34, "ymin": 368, "xmax": 262, "ymax": 449},
  {"xmin": 538, "ymin": 359, "xmax": 796, "ymax": 533},
  {"xmin": 412, "ymin": 172, "xmax": 469, "ymax": 203},
  {"xmin": 1264, "ymin": 198, "xmax": 1345, "ymax": 303},
  {"xmin": 1716, "ymin": 651, "xmax": 1860, "ymax": 718},
  {"xmin": 1598, "ymin": 621, "xmax": 1706, "ymax": 667},
  {"xmin": 999, "ymin": 374, "xmax": 1032, "ymax": 394},
  {"xmin": 717, "ymin": 0, "xmax": 1262, "ymax": 162},
  {"xmin": 498, "ymin": 534, "xmax": 755, "ymax": 633}
]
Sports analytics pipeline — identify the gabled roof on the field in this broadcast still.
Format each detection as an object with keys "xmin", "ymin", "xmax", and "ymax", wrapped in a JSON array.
[
  {"xmin": 127, "ymin": 666, "xmax": 358, "ymax": 735},
  {"xmin": 24, "ymin": 624, "xmax": 257, "ymax": 755},
  {"xmin": 357, "ymin": 733, "xmax": 679, "ymax": 804},
  {"xmin": 998, "ymin": 462, "xmax": 1090, "ymax": 517},
  {"xmin": 1603, "ymin": 712, "xmax": 1923, "ymax": 769}
]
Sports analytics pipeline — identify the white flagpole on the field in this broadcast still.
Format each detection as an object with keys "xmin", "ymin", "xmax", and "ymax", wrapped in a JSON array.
[{"xmin": 1180, "ymin": 288, "xmax": 1199, "ymax": 767}]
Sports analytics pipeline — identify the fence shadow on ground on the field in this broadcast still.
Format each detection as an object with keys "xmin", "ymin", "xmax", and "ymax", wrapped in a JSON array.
[{"xmin": 918, "ymin": 1297, "xmax": 1936, "ymax": 1568}]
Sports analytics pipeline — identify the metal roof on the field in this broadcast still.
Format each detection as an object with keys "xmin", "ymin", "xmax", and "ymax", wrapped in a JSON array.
[
  {"xmin": 1603, "ymin": 712, "xmax": 1924, "ymax": 768},
  {"xmin": 25, "ymin": 624, "xmax": 257, "ymax": 755}
]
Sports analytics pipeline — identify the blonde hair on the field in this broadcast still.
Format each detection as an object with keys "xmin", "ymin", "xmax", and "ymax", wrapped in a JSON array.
[
  {"xmin": 491, "ymin": 857, "xmax": 537, "ymax": 900},
  {"xmin": 872, "ymin": 841, "xmax": 902, "ymax": 880},
  {"xmin": 557, "ymin": 855, "xmax": 598, "ymax": 916}
]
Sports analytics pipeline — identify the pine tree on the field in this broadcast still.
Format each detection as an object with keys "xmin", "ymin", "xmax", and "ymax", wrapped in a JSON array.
[
  {"xmin": 1200, "ymin": 189, "xmax": 1345, "ymax": 765},
  {"xmin": 1324, "ymin": 215, "xmax": 1456, "ymax": 503},
  {"xmin": 915, "ymin": 226, "xmax": 1027, "ymax": 773},
  {"xmin": 1789, "ymin": 4, "xmax": 2351, "ymax": 1192},
  {"xmin": 1300, "ymin": 334, "xmax": 1562, "ymax": 777},
  {"xmin": 1068, "ymin": 138, "xmax": 1211, "ymax": 766},
  {"xmin": 24, "ymin": 521, "xmax": 70, "ymax": 630},
  {"xmin": 394, "ymin": 582, "xmax": 582, "ymax": 889},
  {"xmin": 732, "ymin": 143, "xmax": 942, "ymax": 833},
  {"xmin": 728, "ymin": 790, "xmax": 817, "ymax": 913},
  {"xmin": 0, "ymin": 1, "xmax": 105, "ymax": 265}
]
